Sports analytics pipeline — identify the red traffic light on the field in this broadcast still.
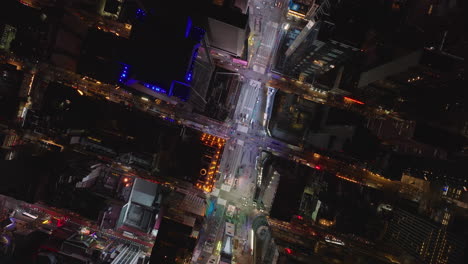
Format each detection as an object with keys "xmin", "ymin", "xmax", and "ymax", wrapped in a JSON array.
[
  {"xmin": 285, "ymin": 248, "xmax": 293, "ymax": 254},
  {"xmin": 315, "ymin": 165, "xmax": 321, "ymax": 170}
]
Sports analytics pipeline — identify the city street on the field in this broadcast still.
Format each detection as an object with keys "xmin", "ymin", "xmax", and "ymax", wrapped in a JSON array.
[
  {"xmin": 1, "ymin": 0, "xmax": 465, "ymax": 264},
  {"xmin": 191, "ymin": 0, "xmax": 405, "ymax": 259},
  {"xmin": 192, "ymin": 1, "xmax": 287, "ymax": 263},
  {"xmin": 1, "ymin": 2, "xmax": 410, "ymax": 264},
  {"xmin": 7, "ymin": 45, "xmax": 401, "ymax": 264},
  {"xmin": 0, "ymin": 194, "xmax": 153, "ymax": 263}
]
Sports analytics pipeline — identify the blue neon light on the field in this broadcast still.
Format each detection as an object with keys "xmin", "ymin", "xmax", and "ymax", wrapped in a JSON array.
[
  {"xmin": 5, "ymin": 218, "xmax": 16, "ymax": 230},
  {"xmin": 118, "ymin": 63, "xmax": 130, "ymax": 83},
  {"xmin": 185, "ymin": 43, "xmax": 201, "ymax": 82},
  {"xmin": 163, "ymin": 117, "xmax": 175, "ymax": 123},
  {"xmin": 169, "ymin": 80, "xmax": 190, "ymax": 101},
  {"xmin": 206, "ymin": 200, "xmax": 215, "ymax": 216},
  {"xmin": 191, "ymin": 26, "xmax": 206, "ymax": 42},
  {"xmin": 183, "ymin": 25, "xmax": 206, "ymax": 82},
  {"xmin": 185, "ymin": 17, "xmax": 193, "ymax": 38},
  {"xmin": 143, "ymin": 83, "xmax": 167, "ymax": 94},
  {"xmin": 171, "ymin": 81, "xmax": 190, "ymax": 87},
  {"xmin": 136, "ymin": 8, "xmax": 146, "ymax": 20}
]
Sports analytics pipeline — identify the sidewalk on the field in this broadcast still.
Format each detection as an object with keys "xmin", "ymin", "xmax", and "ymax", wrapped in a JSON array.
[
  {"xmin": 29, "ymin": 203, "xmax": 154, "ymax": 249},
  {"xmin": 233, "ymin": 241, "xmax": 253, "ymax": 264}
]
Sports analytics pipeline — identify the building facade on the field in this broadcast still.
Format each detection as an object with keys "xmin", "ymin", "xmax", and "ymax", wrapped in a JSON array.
[{"xmin": 384, "ymin": 208, "xmax": 465, "ymax": 264}]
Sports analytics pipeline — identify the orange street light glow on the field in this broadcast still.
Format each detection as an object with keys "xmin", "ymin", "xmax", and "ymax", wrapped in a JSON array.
[{"xmin": 344, "ymin": 97, "xmax": 365, "ymax": 105}]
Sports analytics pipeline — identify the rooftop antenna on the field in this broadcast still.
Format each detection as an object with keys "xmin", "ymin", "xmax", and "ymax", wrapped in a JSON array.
[{"xmin": 439, "ymin": 31, "xmax": 447, "ymax": 51}]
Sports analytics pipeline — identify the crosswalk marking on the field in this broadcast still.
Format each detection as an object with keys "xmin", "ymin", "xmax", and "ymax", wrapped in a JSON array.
[
  {"xmin": 221, "ymin": 184, "xmax": 232, "ymax": 192},
  {"xmin": 217, "ymin": 198, "xmax": 227, "ymax": 206}
]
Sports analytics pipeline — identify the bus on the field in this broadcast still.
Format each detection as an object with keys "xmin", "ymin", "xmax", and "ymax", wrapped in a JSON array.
[
  {"xmin": 220, "ymin": 236, "xmax": 232, "ymax": 264},
  {"xmin": 39, "ymin": 139, "xmax": 64, "ymax": 152},
  {"xmin": 22, "ymin": 211, "xmax": 38, "ymax": 219}
]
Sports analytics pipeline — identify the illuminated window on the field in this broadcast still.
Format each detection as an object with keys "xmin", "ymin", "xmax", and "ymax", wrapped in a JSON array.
[
  {"xmin": 427, "ymin": 4, "xmax": 433, "ymax": 15},
  {"xmin": 212, "ymin": 0, "xmax": 224, "ymax": 6}
]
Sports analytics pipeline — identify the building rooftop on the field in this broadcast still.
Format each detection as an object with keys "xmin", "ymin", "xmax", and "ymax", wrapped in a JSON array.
[{"xmin": 130, "ymin": 178, "xmax": 158, "ymax": 207}]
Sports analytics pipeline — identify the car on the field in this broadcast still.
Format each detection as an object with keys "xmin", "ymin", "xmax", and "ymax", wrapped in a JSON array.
[
  {"xmin": 381, "ymin": 204, "xmax": 393, "ymax": 211},
  {"xmin": 207, "ymin": 255, "xmax": 219, "ymax": 264},
  {"xmin": 203, "ymin": 241, "xmax": 215, "ymax": 254},
  {"xmin": 38, "ymin": 226, "xmax": 55, "ymax": 235},
  {"xmin": 205, "ymin": 240, "xmax": 213, "ymax": 247}
]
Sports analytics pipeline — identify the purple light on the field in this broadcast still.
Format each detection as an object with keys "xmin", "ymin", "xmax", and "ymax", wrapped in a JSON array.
[
  {"xmin": 5, "ymin": 218, "xmax": 16, "ymax": 230},
  {"xmin": 185, "ymin": 44, "xmax": 200, "ymax": 82},
  {"xmin": 191, "ymin": 27, "xmax": 206, "ymax": 42},
  {"xmin": 136, "ymin": 8, "xmax": 146, "ymax": 19},
  {"xmin": 185, "ymin": 17, "xmax": 193, "ymax": 38},
  {"xmin": 143, "ymin": 82, "xmax": 167, "ymax": 94},
  {"xmin": 118, "ymin": 63, "xmax": 130, "ymax": 83},
  {"xmin": 169, "ymin": 80, "xmax": 190, "ymax": 101},
  {"xmin": 164, "ymin": 117, "xmax": 175, "ymax": 123}
]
